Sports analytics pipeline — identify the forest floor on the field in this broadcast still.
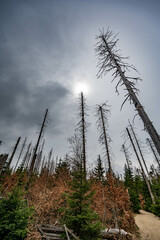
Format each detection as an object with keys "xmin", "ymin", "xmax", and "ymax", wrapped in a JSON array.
[{"xmin": 134, "ymin": 210, "xmax": 160, "ymax": 240}]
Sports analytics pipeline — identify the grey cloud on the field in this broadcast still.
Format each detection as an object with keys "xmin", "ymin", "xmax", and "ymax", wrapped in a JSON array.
[
  {"xmin": 0, "ymin": 0, "xmax": 160, "ymax": 173},
  {"xmin": 0, "ymin": 73, "xmax": 69, "ymax": 127},
  {"xmin": 0, "ymin": 43, "xmax": 69, "ymax": 138}
]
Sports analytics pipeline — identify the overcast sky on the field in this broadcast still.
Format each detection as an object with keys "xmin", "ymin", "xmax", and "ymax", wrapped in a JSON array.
[{"xmin": 0, "ymin": 0, "xmax": 160, "ymax": 174}]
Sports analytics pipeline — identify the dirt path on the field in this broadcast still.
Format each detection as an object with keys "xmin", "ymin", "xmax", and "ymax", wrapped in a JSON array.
[{"xmin": 134, "ymin": 210, "xmax": 160, "ymax": 240}]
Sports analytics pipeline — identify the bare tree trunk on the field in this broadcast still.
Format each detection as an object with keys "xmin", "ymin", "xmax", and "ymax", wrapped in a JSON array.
[
  {"xmin": 80, "ymin": 92, "xmax": 86, "ymax": 178},
  {"xmin": 126, "ymin": 127, "xmax": 155, "ymax": 204},
  {"xmin": 146, "ymin": 138, "xmax": 160, "ymax": 168},
  {"xmin": 96, "ymin": 31, "xmax": 160, "ymax": 155},
  {"xmin": 47, "ymin": 148, "xmax": 53, "ymax": 170},
  {"xmin": 122, "ymin": 144, "xmax": 131, "ymax": 171},
  {"xmin": 40, "ymin": 155, "xmax": 46, "ymax": 174},
  {"xmin": 23, "ymin": 142, "xmax": 32, "ymax": 170},
  {"xmin": 22, "ymin": 142, "xmax": 32, "ymax": 169},
  {"xmin": 7, "ymin": 137, "xmax": 21, "ymax": 170},
  {"xmin": 35, "ymin": 140, "xmax": 45, "ymax": 173},
  {"xmin": 99, "ymin": 106, "xmax": 112, "ymax": 173},
  {"xmin": 14, "ymin": 137, "xmax": 27, "ymax": 172},
  {"xmin": 29, "ymin": 109, "xmax": 48, "ymax": 178},
  {"xmin": 129, "ymin": 123, "xmax": 152, "ymax": 183}
]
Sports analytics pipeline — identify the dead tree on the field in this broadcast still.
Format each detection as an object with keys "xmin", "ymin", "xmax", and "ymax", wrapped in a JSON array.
[
  {"xmin": 49, "ymin": 157, "xmax": 55, "ymax": 174},
  {"xmin": 68, "ymin": 133, "xmax": 83, "ymax": 169},
  {"xmin": 126, "ymin": 127, "xmax": 155, "ymax": 204},
  {"xmin": 0, "ymin": 154, "xmax": 8, "ymax": 174},
  {"xmin": 96, "ymin": 103, "xmax": 112, "ymax": 173},
  {"xmin": 29, "ymin": 109, "xmax": 48, "ymax": 177},
  {"xmin": 95, "ymin": 29, "xmax": 160, "ymax": 155},
  {"xmin": 77, "ymin": 92, "xmax": 88, "ymax": 178},
  {"xmin": 47, "ymin": 148, "xmax": 53, "ymax": 174},
  {"xmin": 121, "ymin": 144, "xmax": 131, "ymax": 171},
  {"xmin": 7, "ymin": 137, "xmax": 21, "ymax": 170},
  {"xmin": 129, "ymin": 123, "xmax": 152, "ymax": 183},
  {"xmin": 44, "ymin": 148, "xmax": 53, "ymax": 185},
  {"xmin": 35, "ymin": 140, "xmax": 45, "ymax": 173},
  {"xmin": 22, "ymin": 142, "xmax": 32, "ymax": 170},
  {"xmin": 146, "ymin": 138, "xmax": 160, "ymax": 168},
  {"xmin": 14, "ymin": 137, "xmax": 27, "ymax": 172},
  {"xmin": 40, "ymin": 155, "xmax": 46, "ymax": 174}
]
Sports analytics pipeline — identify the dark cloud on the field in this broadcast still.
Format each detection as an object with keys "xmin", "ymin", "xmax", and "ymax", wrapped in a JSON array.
[
  {"xmin": 0, "ymin": 12, "xmax": 70, "ymax": 147},
  {"xmin": 0, "ymin": 77, "xmax": 69, "ymax": 126},
  {"xmin": 0, "ymin": 0, "xmax": 71, "ymax": 132}
]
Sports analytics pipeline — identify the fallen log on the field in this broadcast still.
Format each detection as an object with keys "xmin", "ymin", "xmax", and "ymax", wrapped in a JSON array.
[{"xmin": 101, "ymin": 228, "xmax": 133, "ymax": 240}]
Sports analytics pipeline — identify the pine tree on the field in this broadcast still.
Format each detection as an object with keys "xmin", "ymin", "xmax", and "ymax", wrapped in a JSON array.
[
  {"xmin": 61, "ymin": 136, "xmax": 101, "ymax": 240},
  {"xmin": 55, "ymin": 159, "xmax": 70, "ymax": 178},
  {"xmin": 0, "ymin": 188, "xmax": 33, "ymax": 240},
  {"xmin": 94, "ymin": 155, "xmax": 105, "ymax": 182},
  {"xmin": 124, "ymin": 164, "xmax": 141, "ymax": 213}
]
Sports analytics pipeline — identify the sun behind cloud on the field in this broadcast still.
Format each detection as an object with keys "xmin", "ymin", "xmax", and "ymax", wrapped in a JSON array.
[{"xmin": 74, "ymin": 82, "xmax": 89, "ymax": 95}]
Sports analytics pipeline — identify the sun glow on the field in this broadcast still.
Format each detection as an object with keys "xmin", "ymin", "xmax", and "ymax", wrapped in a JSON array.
[{"xmin": 74, "ymin": 82, "xmax": 89, "ymax": 94}]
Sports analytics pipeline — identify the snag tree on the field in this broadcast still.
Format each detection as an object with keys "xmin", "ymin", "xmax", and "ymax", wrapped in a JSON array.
[
  {"xmin": 95, "ymin": 29, "xmax": 160, "ymax": 155},
  {"xmin": 95, "ymin": 103, "xmax": 112, "ymax": 173}
]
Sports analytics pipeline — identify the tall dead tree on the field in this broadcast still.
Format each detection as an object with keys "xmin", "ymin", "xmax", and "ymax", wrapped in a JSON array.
[
  {"xmin": 34, "ymin": 140, "xmax": 45, "ymax": 173},
  {"xmin": 126, "ymin": 127, "xmax": 155, "ymax": 204},
  {"xmin": 68, "ymin": 133, "xmax": 83, "ymax": 170},
  {"xmin": 95, "ymin": 29, "xmax": 160, "ymax": 155},
  {"xmin": 7, "ymin": 137, "xmax": 21, "ymax": 170},
  {"xmin": 77, "ymin": 92, "xmax": 88, "ymax": 178},
  {"xmin": 121, "ymin": 144, "xmax": 131, "ymax": 171},
  {"xmin": 96, "ymin": 103, "xmax": 112, "ymax": 173},
  {"xmin": 40, "ymin": 155, "xmax": 46, "ymax": 174},
  {"xmin": 21, "ymin": 142, "xmax": 32, "ymax": 170},
  {"xmin": 14, "ymin": 137, "xmax": 27, "ymax": 172},
  {"xmin": 29, "ymin": 108, "xmax": 48, "ymax": 177},
  {"xmin": 47, "ymin": 148, "xmax": 53, "ymax": 173},
  {"xmin": 146, "ymin": 138, "xmax": 160, "ymax": 168},
  {"xmin": 129, "ymin": 123, "xmax": 152, "ymax": 183}
]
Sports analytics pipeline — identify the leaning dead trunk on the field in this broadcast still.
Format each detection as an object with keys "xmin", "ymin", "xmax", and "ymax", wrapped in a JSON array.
[
  {"xmin": 29, "ymin": 108, "xmax": 48, "ymax": 178},
  {"xmin": 7, "ymin": 137, "xmax": 21, "ymax": 170},
  {"xmin": 126, "ymin": 127, "xmax": 155, "ymax": 204},
  {"xmin": 146, "ymin": 138, "xmax": 160, "ymax": 168},
  {"xmin": 95, "ymin": 29, "xmax": 160, "ymax": 155},
  {"xmin": 129, "ymin": 123, "xmax": 152, "ymax": 183}
]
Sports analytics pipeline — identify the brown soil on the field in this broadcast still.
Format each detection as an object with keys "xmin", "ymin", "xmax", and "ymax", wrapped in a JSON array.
[{"xmin": 134, "ymin": 210, "xmax": 160, "ymax": 240}]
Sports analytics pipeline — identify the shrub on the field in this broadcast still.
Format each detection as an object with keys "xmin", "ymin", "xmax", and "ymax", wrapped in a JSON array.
[
  {"xmin": 0, "ymin": 188, "xmax": 33, "ymax": 240},
  {"xmin": 149, "ymin": 200, "xmax": 160, "ymax": 218}
]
